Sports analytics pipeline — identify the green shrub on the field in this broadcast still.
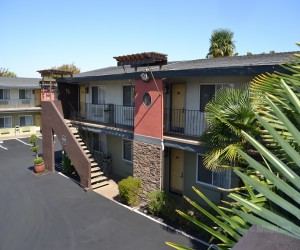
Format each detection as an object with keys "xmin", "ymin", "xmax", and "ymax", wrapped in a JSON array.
[
  {"xmin": 29, "ymin": 134, "xmax": 39, "ymax": 158},
  {"xmin": 118, "ymin": 176, "xmax": 142, "ymax": 206},
  {"xmin": 146, "ymin": 190, "xmax": 176, "ymax": 216},
  {"xmin": 28, "ymin": 134, "xmax": 38, "ymax": 144},
  {"xmin": 146, "ymin": 190, "xmax": 212, "ymax": 240},
  {"xmin": 62, "ymin": 153, "xmax": 76, "ymax": 174},
  {"xmin": 34, "ymin": 157, "xmax": 44, "ymax": 165}
]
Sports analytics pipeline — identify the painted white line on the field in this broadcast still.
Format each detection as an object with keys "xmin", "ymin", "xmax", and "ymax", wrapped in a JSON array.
[
  {"xmin": 16, "ymin": 138, "xmax": 32, "ymax": 146},
  {"xmin": 58, "ymin": 172, "xmax": 80, "ymax": 185},
  {"xmin": 0, "ymin": 145, "xmax": 8, "ymax": 150},
  {"xmin": 38, "ymin": 136, "xmax": 43, "ymax": 139}
]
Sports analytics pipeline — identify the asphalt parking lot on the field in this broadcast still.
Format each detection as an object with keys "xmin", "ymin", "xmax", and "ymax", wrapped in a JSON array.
[{"xmin": 0, "ymin": 137, "xmax": 206, "ymax": 250}]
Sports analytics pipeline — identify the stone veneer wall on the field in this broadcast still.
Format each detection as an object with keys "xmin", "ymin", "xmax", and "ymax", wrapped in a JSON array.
[{"xmin": 133, "ymin": 140, "xmax": 162, "ymax": 195}]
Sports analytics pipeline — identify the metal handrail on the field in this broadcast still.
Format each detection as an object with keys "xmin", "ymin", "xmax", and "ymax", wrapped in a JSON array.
[{"xmin": 69, "ymin": 104, "xmax": 104, "ymax": 164}]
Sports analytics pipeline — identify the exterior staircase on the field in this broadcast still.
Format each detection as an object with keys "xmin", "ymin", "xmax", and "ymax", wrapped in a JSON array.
[{"xmin": 65, "ymin": 120, "xmax": 109, "ymax": 190}]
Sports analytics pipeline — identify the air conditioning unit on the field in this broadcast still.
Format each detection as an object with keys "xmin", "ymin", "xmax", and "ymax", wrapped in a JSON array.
[
  {"xmin": 123, "ymin": 107, "xmax": 133, "ymax": 120},
  {"xmin": 21, "ymin": 100, "xmax": 30, "ymax": 105},
  {"xmin": 91, "ymin": 105, "xmax": 104, "ymax": 117}
]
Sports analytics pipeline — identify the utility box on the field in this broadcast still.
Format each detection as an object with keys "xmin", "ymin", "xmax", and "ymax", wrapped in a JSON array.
[{"xmin": 15, "ymin": 125, "xmax": 20, "ymax": 135}]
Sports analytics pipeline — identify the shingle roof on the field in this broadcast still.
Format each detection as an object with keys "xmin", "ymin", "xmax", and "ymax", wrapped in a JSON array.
[
  {"xmin": 60, "ymin": 51, "xmax": 299, "ymax": 83},
  {"xmin": 0, "ymin": 77, "xmax": 41, "ymax": 88}
]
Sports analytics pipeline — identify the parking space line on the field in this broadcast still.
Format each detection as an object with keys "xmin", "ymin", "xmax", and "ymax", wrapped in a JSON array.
[
  {"xmin": 16, "ymin": 138, "xmax": 32, "ymax": 146},
  {"xmin": 0, "ymin": 145, "xmax": 8, "ymax": 150}
]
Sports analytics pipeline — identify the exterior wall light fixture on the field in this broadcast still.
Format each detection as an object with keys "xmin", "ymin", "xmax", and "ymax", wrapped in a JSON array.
[{"xmin": 140, "ymin": 72, "xmax": 150, "ymax": 82}]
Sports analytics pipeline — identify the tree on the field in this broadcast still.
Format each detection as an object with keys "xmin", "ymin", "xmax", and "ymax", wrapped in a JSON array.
[
  {"xmin": 0, "ymin": 68, "xmax": 16, "ymax": 77},
  {"xmin": 52, "ymin": 63, "xmax": 80, "ymax": 75},
  {"xmin": 206, "ymin": 28, "xmax": 235, "ymax": 58},
  {"xmin": 200, "ymin": 86, "xmax": 257, "ymax": 170}
]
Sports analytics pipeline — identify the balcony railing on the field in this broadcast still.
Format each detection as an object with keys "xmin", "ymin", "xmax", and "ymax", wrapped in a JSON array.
[
  {"xmin": 164, "ymin": 108, "xmax": 208, "ymax": 137},
  {"xmin": 78, "ymin": 104, "xmax": 207, "ymax": 137},
  {"xmin": 0, "ymin": 99, "xmax": 37, "ymax": 109},
  {"xmin": 80, "ymin": 103, "xmax": 134, "ymax": 128}
]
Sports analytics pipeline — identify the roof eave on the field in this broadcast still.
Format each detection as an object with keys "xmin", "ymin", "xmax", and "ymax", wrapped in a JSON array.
[{"xmin": 56, "ymin": 64, "xmax": 286, "ymax": 84}]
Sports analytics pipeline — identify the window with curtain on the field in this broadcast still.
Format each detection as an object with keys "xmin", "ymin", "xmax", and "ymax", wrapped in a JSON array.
[
  {"xmin": 0, "ymin": 89, "xmax": 10, "ymax": 99},
  {"xmin": 122, "ymin": 139, "xmax": 133, "ymax": 162},
  {"xmin": 92, "ymin": 86, "xmax": 105, "ymax": 104},
  {"xmin": 0, "ymin": 116, "xmax": 12, "ymax": 128},
  {"xmin": 123, "ymin": 85, "xmax": 134, "ymax": 106},
  {"xmin": 19, "ymin": 89, "xmax": 31, "ymax": 99},
  {"xmin": 197, "ymin": 154, "xmax": 231, "ymax": 189},
  {"xmin": 19, "ymin": 115, "xmax": 33, "ymax": 126}
]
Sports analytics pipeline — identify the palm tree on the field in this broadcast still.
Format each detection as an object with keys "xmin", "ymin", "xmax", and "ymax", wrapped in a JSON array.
[
  {"xmin": 206, "ymin": 28, "xmax": 235, "ymax": 58},
  {"xmin": 200, "ymin": 86, "xmax": 257, "ymax": 170}
]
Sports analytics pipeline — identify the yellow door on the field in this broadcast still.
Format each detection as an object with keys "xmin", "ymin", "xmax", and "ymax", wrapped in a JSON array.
[
  {"xmin": 35, "ymin": 114, "xmax": 41, "ymax": 130},
  {"xmin": 35, "ymin": 89, "xmax": 41, "ymax": 106},
  {"xmin": 170, "ymin": 148, "xmax": 184, "ymax": 194},
  {"xmin": 171, "ymin": 84, "xmax": 185, "ymax": 129},
  {"xmin": 80, "ymin": 85, "xmax": 86, "ymax": 117}
]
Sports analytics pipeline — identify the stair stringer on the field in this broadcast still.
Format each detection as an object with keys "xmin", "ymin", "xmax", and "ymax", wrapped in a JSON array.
[{"xmin": 42, "ymin": 101, "xmax": 92, "ymax": 190}]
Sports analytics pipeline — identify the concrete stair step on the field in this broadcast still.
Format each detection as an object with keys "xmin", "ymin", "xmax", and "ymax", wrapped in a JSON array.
[
  {"xmin": 91, "ymin": 171, "xmax": 104, "ymax": 178},
  {"xmin": 92, "ymin": 181, "xmax": 109, "ymax": 190},
  {"xmin": 91, "ymin": 162, "xmax": 98, "ymax": 167},
  {"xmin": 91, "ymin": 166, "xmax": 101, "ymax": 172},
  {"xmin": 91, "ymin": 176, "xmax": 108, "ymax": 184}
]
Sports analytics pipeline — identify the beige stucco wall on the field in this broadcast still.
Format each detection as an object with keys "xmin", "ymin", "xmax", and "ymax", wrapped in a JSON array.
[{"xmin": 106, "ymin": 134, "xmax": 133, "ymax": 178}]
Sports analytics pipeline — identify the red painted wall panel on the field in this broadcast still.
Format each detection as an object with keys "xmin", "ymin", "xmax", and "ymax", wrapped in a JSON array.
[
  {"xmin": 41, "ymin": 89, "xmax": 55, "ymax": 101},
  {"xmin": 134, "ymin": 78, "xmax": 163, "ymax": 139}
]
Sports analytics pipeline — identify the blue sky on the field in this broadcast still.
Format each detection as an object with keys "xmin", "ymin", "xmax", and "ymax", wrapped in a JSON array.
[{"xmin": 1, "ymin": 0, "xmax": 299, "ymax": 77}]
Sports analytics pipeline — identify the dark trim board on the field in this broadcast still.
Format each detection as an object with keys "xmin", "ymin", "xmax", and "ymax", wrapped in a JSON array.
[
  {"xmin": 57, "ymin": 65, "xmax": 287, "ymax": 84},
  {"xmin": 164, "ymin": 139, "xmax": 205, "ymax": 154},
  {"xmin": 80, "ymin": 126, "xmax": 133, "ymax": 139}
]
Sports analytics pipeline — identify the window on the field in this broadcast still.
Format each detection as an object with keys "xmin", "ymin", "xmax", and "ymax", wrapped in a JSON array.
[
  {"xmin": 92, "ymin": 86, "xmax": 105, "ymax": 104},
  {"xmin": 143, "ymin": 93, "xmax": 151, "ymax": 107},
  {"xmin": 19, "ymin": 115, "xmax": 33, "ymax": 126},
  {"xmin": 199, "ymin": 84, "xmax": 232, "ymax": 112},
  {"xmin": 0, "ymin": 116, "xmax": 12, "ymax": 128},
  {"xmin": 200, "ymin": 85, "xmax": 216, "ymax": 112},
  {"xmin": 197, "ymin": 154, "xmax": 231, "ymax": 189},
  {"xmin": 123, "ymin": 85, "xmax": 134, "ymax": 106},
  {"xmin": 122, "ymin": 139, "xmax": 133, "ymax": 162},
  {"xmin": 0, "ymin": 89, "xmax": 10, "ymax": 99},
  {"xmin": 19, "ymin": 89, "xmax": 31, "ymax": 99}
]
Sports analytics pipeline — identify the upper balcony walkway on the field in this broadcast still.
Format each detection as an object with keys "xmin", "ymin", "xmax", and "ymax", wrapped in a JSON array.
[
  {"xmin": 77, "ymin": 103, "xmax": 208, "ymax": 139},
  {"xmin": 0, "ymin": 99, "xmax": 41, "ymax": 112}
]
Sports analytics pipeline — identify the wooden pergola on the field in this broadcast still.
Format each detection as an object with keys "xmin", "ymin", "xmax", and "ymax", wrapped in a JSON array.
[
  {"xmin": 37, "ymin": 69, "xmax": 73, "ymax": 101},
  {"xmin": 113, "ymin": 52, "xmax": 168, "ymax": 70}
]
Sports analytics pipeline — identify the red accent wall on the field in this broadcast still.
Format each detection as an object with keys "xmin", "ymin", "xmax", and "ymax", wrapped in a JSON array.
[
  {"xmin": 134, "ymin": 78, "xmax": 163, "ymax": 139},
  {"xmin": 41, "ymin": 89, "xmax": 55, "ymax": 101}
]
